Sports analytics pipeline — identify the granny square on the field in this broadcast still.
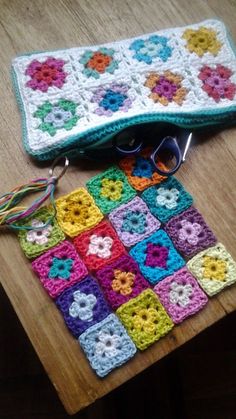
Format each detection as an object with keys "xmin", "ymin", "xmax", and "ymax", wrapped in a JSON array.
[
  {"xmin": 165, "ymin": 206, "xmax": 217, "ymax": 258},
  {"xmin": 154, "ymin": 267, "xmax": 208, "ymax": 324},
  {"xmin": 141, "ymin": 176, "xmax": 193, "ymax": 223},
  {"xmin": 32, "ymin": 240, "xmax": 88, "ymax": 298},
  {"xmin": 109, "ymin": 196, "xmax": 161, "ymax": 247},
  {"xmin": 116, "ymin": 289, "xmax": 174, "ymax": 350},
  {"xmin": 119, "ymin": 148, "xmax": 167, "ymax": 191},
  {"xmin": 12, "ymin": 20, "xmax": 236, "ymax": 161},
  {"xmin": 79, "ymin": 313, "xmax": 137, "ymax": 377},
  {"xmin": 96, "ymin": 254, "xmax": 150, "ymax": 310},
  {"xmin": 74, "ymin": 220, "xmax": 126, "ymax": 271},
  {"xmin": 56, "ymin": 187, "xmax": 103, "ymax": 238},
  {"xmin": 187, "ymin": 243, "xmax": 236, "ymax": 296},
  {"xmin": 86, "ymin": 166, "xmax": 136, "ymax": 214},
  {"xmin": 18, "ymin": 207, "xmax": 65, "ymax": 259},
  {"xmin": 129, "ymin": 230, "xmax": 185, "ymax": 285},
  {"xmin": 56, "ymin": 276, "xmax": 111, "ymax": 337}
]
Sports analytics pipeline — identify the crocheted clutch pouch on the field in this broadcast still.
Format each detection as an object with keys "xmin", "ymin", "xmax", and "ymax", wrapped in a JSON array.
[{"xmin": 12, "ymin": 19, "xmax": 236, "ymax": 160}]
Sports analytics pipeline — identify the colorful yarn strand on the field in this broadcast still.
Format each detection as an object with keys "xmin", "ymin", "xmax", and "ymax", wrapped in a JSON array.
[{"xmin": 0, "ymin": 177, "xmax": 57, "ymax": 230}]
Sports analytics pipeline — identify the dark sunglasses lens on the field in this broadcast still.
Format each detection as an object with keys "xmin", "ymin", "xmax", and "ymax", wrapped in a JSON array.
[{"xmin": 154, "ymin": 149, "xmax": 177, "ymax": 172}]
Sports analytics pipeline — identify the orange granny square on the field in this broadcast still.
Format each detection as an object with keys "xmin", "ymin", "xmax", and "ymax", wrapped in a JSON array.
[{"xmin": 119, "ymin": 148, "xmax": 167, "ymax": 191}]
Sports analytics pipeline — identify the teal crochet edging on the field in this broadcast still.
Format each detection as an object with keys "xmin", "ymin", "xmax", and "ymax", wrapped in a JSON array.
[{"xmin": 11, "ymin": 19, "xmax": 236, "ymax": 161}]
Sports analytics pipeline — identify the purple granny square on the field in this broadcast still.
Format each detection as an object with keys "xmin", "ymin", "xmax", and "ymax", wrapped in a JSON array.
[
  {"xmin": 56, "ymin": 276, "xmax": 111, "ymax": 337},
  {"xmin": 109, "ymin": 196, "xmax": 161, "ymax": 247},
  {"xmin": 165, "ymin": 206, "xmax": 217, "ymax": 258},
  {"xmin": 96, "ymin": 255, "xmax": 150, "ymax": 310},
  {"xmin": 154, "ymin": 267, "xmax": 208, "ymax": 324}
]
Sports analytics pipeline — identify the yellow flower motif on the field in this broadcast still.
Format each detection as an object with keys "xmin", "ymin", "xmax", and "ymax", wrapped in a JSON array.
[
  {"xmin": 133, "ymin": 308, "xmax": 158, "ymax": 333},
  {"xmin": 182, "ymin": 27, "xmax": 221, "ymax": 57},
  {"xmin": 63, "ymin": 202, "xmax": 89, "ymax": 224},
  {"xmin": 112, "ymin": 269, "xmax": 135, "ymax": 296},
  {"xmin": 100, "ymin": 178, "xmax": 123, "ymax": 201},
  {"xmin": 203, "ymin": 256, "xmax": 227, "ymax": 281}
]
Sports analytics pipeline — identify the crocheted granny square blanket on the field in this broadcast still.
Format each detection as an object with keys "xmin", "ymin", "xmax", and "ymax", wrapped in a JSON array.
[
  {"xmin": 12, "ymin": 19, "xmax": 236, "ymax": 160},
  {"xmin": 16, "ymin": 152, "xmax": 236, "ymax": 377}
]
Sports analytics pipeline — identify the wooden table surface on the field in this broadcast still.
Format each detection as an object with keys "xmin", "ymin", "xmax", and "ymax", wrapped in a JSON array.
[{"xmin": 0, "ymin": 0, "xmax": 236, "ymax": 415}]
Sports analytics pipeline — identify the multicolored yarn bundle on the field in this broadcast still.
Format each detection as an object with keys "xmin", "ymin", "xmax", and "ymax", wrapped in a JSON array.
[
  {"xmin": 16, "ymin": 150, "xmax": 236, "ymax": 378},
  {"xmin": 12, "ymin": 19, "xmax": 236, "ymax": 160}
]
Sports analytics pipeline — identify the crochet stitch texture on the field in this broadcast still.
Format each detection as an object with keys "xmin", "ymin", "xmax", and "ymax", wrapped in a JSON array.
[
  {"xmin": 96, "ymin": 254, "xmax": 150, "ymax": 310},
  {"xmin": 18, "ymin": 207, "xmax": 65, "ymax": 259},
  {"xmin": 109, "ymin": 196, "xmax": 161, "ymax": 247},
  {"xmin": 165, "ymin": 206, "xmax": 217, "ymax": 257},
  {"xmin": 119, "ymin": 148, "xmax": 167, "ymax": 191},
  {"xmin": 116, "ymin": 289, "xmax": 174, "ymax": 350},
  {"xmin": 154, "ymin": 267, "xmax": 208, "ymax": 323},
  {"xmin": 86, "ymin": 166, "xmax": 136, "ymax": 214},
  {"xmin": 142, "ymin": 176, "xmax": 193, "ymax": 223},
  {"xmin": 187, "ymin": 243, "xmax": 236, "ymax": 296},
  {"xmin": 74, "ymin": 220, "xmax": 126, "ymax": 271},
  {"xmin": 11, "ymin": 19, "xmax": 236, "ymax": 160},
  {"xmin": 16, "ymin": 152, "xmax": 236, "ymax": 377},
  {"xmin": 56, "ymin": 188, "xmax": 103, "ymax": 238},
  {"xmin": 79, "ymin": 314, "xmax": 137, "ymax": 377},
  {"xmin": 32, "ymin": 241, "xmax": 88, "ymax": 298},
  {"xmin": 56, "ymin": 276, "xmax": 111, "ymax": 337},
  {"xmin": 13, "ymin": 38, "xmax": 236, "ymax": 376},
  {"xmin": 130, "ymin": 230, "xmax": 185, "ymax": 285}
]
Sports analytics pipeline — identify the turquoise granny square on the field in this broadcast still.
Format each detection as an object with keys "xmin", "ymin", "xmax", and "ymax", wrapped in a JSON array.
[
  {"xmin": 141, "ymin": 176, "xmax": 193, "ymax": 223},
  {"xmin": 129, "ymin": 229, "xmax": 185, "ymax": 285}
]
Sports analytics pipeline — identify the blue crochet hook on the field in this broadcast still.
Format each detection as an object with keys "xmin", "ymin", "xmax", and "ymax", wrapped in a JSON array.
[{"xmin": 115, "ymin": 131, "xmax": 192, "ymax": 176}]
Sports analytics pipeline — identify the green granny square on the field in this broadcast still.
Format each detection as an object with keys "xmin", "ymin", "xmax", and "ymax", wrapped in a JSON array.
[
  {"xmin": 86, "ymin": 166, "xmax": 136, "ymax": 214},
  {"xmin": 18, "ymin": 207, "xmax": 65, "ymax": 259}
]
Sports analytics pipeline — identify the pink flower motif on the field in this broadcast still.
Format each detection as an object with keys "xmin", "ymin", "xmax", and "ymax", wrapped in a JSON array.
[
  {"xmin": 198, "ymin": 65, "xmax": 236, "ymax": 102},
  {"xmin": 152, "ymin": 77, "xmax": 178, "ymax": 100},
  {"xmin": 145, "ymin": 243, "xmax": 169, "ymax": 268},
  {"xmin": 25, "ymin": 57, "xmax": 67, "ymax": 92},
  {"xmin": 178, "ymin": 220, "xmax": 202, "ymax": 245}
]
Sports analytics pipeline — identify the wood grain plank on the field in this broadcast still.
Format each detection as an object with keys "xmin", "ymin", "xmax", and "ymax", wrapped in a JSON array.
[{"xmin": 0, "ymin": 0, "xmax": 235, "ymax": 414}]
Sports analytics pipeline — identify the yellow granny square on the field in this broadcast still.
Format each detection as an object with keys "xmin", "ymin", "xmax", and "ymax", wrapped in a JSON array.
[
  {"xmin": 187, "ymin": 243, "xmax": 236, "ymax": 296},
  {"xmin": 56, "ymin": 188, "xmax": 103, "ymax": 238},
  {"xmin": 116, "ymin": 289, "xmax": 174, "ymax": 350}
]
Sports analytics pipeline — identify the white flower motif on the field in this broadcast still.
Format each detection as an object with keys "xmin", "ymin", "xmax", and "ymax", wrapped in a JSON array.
[
  {"xmin": 169, "ymin": 281, "xmax": 193, "ymax": 307},
  {"xmin": 86, "ymin": 234, "xmax": 113, "ymax": 259},
  {"xmin": 139, "ymin": 41, "xmax": 162, "ymax": 57},
  {"xmin": 26, "ymin": 219, "xmax": 52, "ymax": 245},
  {"xmin": 44, "ymin": 107, "xmax": 72, "ymax": 128},
  {"xmin": 156, "ymin": 188, "xmax": 180, "ymax": 209},
  {"xmin": 178, "ymin": 220, "xmax": 202, "ymax": 245},
  {"xmin": 69, "ymin": 290, "xmax": 97, "ymax": 321},
  {"xmin": 95, "ymin": 331, "xmax": 121, "ymax": 358}
]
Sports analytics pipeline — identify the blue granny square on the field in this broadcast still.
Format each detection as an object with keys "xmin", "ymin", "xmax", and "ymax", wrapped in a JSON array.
[
  {"xmin": 56, "ymin": 276, "xmax": 111, "ymax": 338},
  {"xmin": 129, "ymin": 230, "xmax": 185, "ymax": 285},
  {"xmin": 141, "ymin": 177, "xmax": 193, "ymax": 223},
  {"xmin": 79, "ymin": 313, "xmax": 137, "ymax": 377}
]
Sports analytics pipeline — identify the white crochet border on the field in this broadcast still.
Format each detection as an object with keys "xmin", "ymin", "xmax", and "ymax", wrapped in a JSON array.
[{"xmin": 12, "ymin": 19, "xmax": 236, "ymax": 158}]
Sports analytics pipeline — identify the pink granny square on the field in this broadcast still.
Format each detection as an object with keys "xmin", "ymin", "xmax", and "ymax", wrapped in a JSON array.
[
  {"xmin": 32, "ymin": 240, "xmax": 88, "ymax": 298},
  {"xmin": 109, "ymin": 196, "xmax": 161, "ymax": 247},
  {"xmin": 154, "ymin": 267, "xmax": 208, "ymax": 324},
  {"xmin": 96, "ymin": 254, "xmax": 150, "ymax": 310}
]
